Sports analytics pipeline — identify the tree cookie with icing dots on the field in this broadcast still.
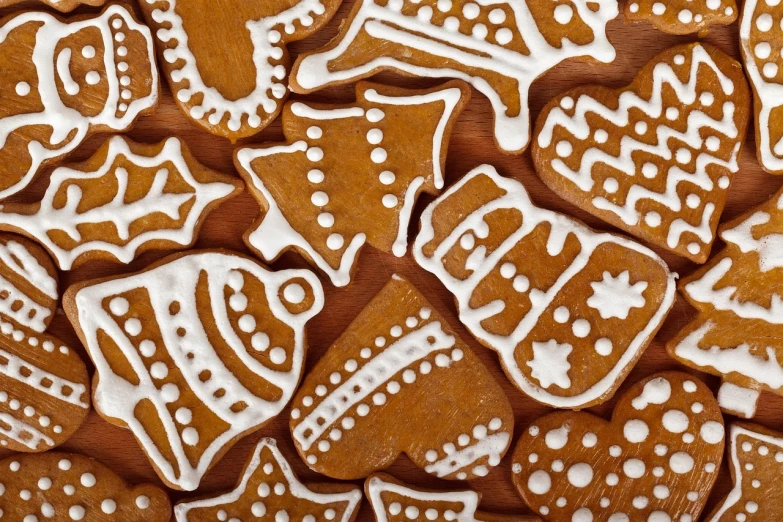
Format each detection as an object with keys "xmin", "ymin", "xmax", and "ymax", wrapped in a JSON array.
[
  {"xmin": 533, "ymin": 42, "xmax": 751, "ymax": 263},
  {"xmin": 668, "ymin": 185, "xmax": 783, "ymax": 419},
  {"xmin": 235, "ymin": 81, "xmax": 469, "ymax": 287},
  {"xmin": 289, "ymin": 275, "xmax": 514, "ymax": 480},
  {"xmin": 0, "ymin": 4, "xmax": 159, "ymax": 201},
  {"xmin": 512, "ymin": 372, "xmax": 726, "ymax": 522},
  {"xmin": 63, "ymin": 250, "xmax": 325, "ymax": 491},
  {"xmin": 413, "ymin": 165, "xmax": 675, "ymax": 410},
  {"xmin": 366, "ymin": 473, "xmax": 539, "ymax": 522},
  {"xmin": 705, "ymin": 423, "xmax": 783, "ymax": 521},
  {"xmin": 290, "ymin": 0, "xmax": 619, "ymax": 154},
  {"xmin": 0, "ymin": 451, "xmax": 171, "ymax": 521},
  {"xmin": 624, "ymin": 0, "xmax": 738, "ymax": 35},
  {"xmin": 741, "ymin": 0, "xmax": 783, "ymax": 174},
  {"xmin": 138, "ymin": 0, "xmax": 342, "ymax": 141},
  {"xmin": 174, "ymin": 438, "xmax": 362, "ymax": 522},
  {"xmin": 0, "ymin": 233, "xmax": 90, "ymax": 453},
  {"xmin": 0, "ymin": 135, "xmax": 242, "ymax": 270}
]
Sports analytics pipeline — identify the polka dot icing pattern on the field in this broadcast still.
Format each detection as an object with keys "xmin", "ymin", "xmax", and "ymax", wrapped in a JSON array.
[
  {"xmin": 0, "ymin": 451, "xmax": 171, "ymax": 521},
  {"xmin": 64, "ymin": 251, "xmax": 324, "ymax": 491},
  {"xmin": 705, "ymin": 423, "xmax": 783, "ymax": 521},
  {"xmin": 0, "ymin": 234, "xmax": 90, "ymax": 453},
  {"xmin": 413, "ymin": 164, "xmax": 675, "ymax": 409},
  {"xmin": 0, "ymin": 0, "xmax": 106, "ymax": 12},
  {"xmin": 741, "ymin": 0, "xmax": 783, "ymax": 174},
  {"xmin": 366, "ymin": 472, "xmax": 539, "ymax": 522},
  {"xmin": 235, "ymin": 81, "xmax": 469, "ymax": 287},
  {"xmin": 668, "ymin": 185, "xmax": 783, "ymax": 419},
  {"xmin": 291, "ymin": 0, "xmax": 618, "ymax": 154},
  {"xmin": 0, "ymin": 4, "xmax": 158, "ymax": 201},
  {"xmin": 289, "ymin": 275, "xmax": 513, "ymax": 480},
  {"xmin": 625, "ymin": 0, "xmax": 737, "ymax": 35},
  {"xmin": 512, "ymin": 372, "xmax": 725, "ymax": 522},
  {"xmin": 533, "ymin": 43, "xmax": 751, "ymax": 263},
  {"xmin": 138, "ymin": 0, "xmax": 342, "ymax": 141},
  {"xmin": 0, "ymin": 136, "xmax": 241, "ymax": 270}
]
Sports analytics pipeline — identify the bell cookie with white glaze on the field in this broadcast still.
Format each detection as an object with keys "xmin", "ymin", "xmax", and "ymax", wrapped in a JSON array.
[
  {"xmin": 138, "ymin": 0, "xmax": 342, "ymax": 141},
  {"xmin": 0, "ymin": 136, "xmax": 242, "ymax": 270},
  {"xmin": 0, "ymin": 4, "xmax": 158, "ymax": 201},
  {"xmin": 667, "ymin": 185, "xmax": 783, "ymax": 419},
  {"xmin": 0, "ymin": 233, "xmax": 90, "ymax": 452},
  {"xmin": 235, "ymin": 81, "xmax": 469, "ymax": 287},
  {"xmin": 413, "ymin": 164, "xmax": 675, "ymax": 410},
  {"xmin": 366, "ymin": 472, "xmax": 539, "ymax": 522},
  {"xmin": 624, "ymin": 0, "xmax": 737, "ymax": 35},
  {"xmin": 290, "ymin": 0, "xmax": 618, "ymax": 154},
  {"xmin": 289, "ymin": 275, "xmax": 514, "ymax": 480},
  {"xmin": 512, "ymin": 372, "xmax": 725, "ymax": 522},
  {"xmin": 532, "ymin": 42, "xmax": 751, "ymax": 263},
  {"xmin": 174, "ymin": 438, "xmax": 362, "ymax": 522},
  {"xmin": 705, "ymin": 423, "xmax": 783, "ymax": 521},
  {"xmin": 63, "ymin": 249, "xmax": 324, "ymax": 491},
  {"xmin": 741, "ymin": 0, "xmax": 783, "ymax": 174},
  {"xmin": 0, "ymin": 452, "xmax": 170, "ymax": 521}
]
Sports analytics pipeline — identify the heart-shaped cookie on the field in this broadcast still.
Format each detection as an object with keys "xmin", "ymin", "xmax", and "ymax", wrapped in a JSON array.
[
  {"xmin": 289, "ymin": 275, "xmax": 514, "ymax": 480},
  {"xmin": 533, "ymin": 42, "xmax": 751, "ymax": 262},
  {"xmin": 512, "ymin": 372, "xmax": 725, "ymax": 522}
]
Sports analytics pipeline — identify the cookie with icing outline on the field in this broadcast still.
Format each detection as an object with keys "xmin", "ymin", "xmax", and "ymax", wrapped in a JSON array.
[
  {"xmin": 289, "ymin": 274, "xmax": 514, "ymax": 480},
  {"xmin": 138, "ymin": 0, "xmax": 342, "ymax": 141},
  {"xmin": 512, "ymin": 372, "xmax": 725, "ymax": 522},
  {"xmin": 290, "ymin": 0, "xmax": 618, "ymax": 154},
  {"xmin": 0, "ymin": 233, "xmax": 90, "ymax": 452},
  {"xmin": 667, "ymin": 184, "xmax": 783, "ymax": 419},
  {"xmin": 0, "ymin": 451, "xmax": 171, "ymax": 521},
  {"xmin": 174, "ymin": 438, "xmax": 362, "ymax": 522},
  {"xmin": 366, "ymin": 472, "xmax": 540, "ymax": 522},
  {"xmin": 0, "ymin": 135, "xmax": 242, "ymax": 270},
  {"xmin": 624, "ymin": 0, "xmax": 738, "ymax": 35},
  {"xmin": 0, "ymin": 4, "xmax": 159, "ymax": 201},
  {"xmin": 413, "ymin": 164, "xmax": 675, "ymax": 410},
  {"xmin": 63, "ymin": 249, "xmax": 325, "ymax": 491},
  {"xmin": 741, "ymin": 0, "xmax": 783, "ymax": 174},
  {"xmin": 235, "ymin": 81, "xmax": 469, "ymax": 287},
  {"xmin": 533, "ymin": 42, "xmax": 751, "ymax": 263}
]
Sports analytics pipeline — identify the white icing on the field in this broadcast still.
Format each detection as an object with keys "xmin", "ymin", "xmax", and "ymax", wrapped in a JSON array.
[
  {"xmin": 0, "ymin": 240, "xmax": 57, "ymax": 300},
  {"xmin": 424, "ymin": 432, "xmax": 509, "ymax": 478},
  {"xmin": 631, "ymin": 377, "xmax": 672, "ymax": 410},
  {"xmin": 717, "ymin": 381, "xmax": 761, "ymax": 418},
  {"xmin": 527, "ymin": 340, "xmax": 572, "ymax": 389},
  {"xmin": 586, "ymin": 270, "xmax": 647, "ymax": 319}
]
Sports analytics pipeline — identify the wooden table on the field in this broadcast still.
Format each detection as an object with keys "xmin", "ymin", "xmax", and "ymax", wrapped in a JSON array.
[{"xmin": 2, "ymin": 1, "xmax": 782, "ymax": 519}]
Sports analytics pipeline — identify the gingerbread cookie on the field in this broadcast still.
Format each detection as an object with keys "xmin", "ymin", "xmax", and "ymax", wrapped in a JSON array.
[
  {"xmin": 289, "ymin": 275, "xmax": 513, "ymax": 480},
  {"xmin": 235, "ymin": 81, "xmax": 469, "ymax": 287},
  {"xmin": 0, "ymin": 451, "xmax": 170, "ymax": 521},
  {"xmin": 741, "ymin": 0, "xmax": 783, "ymax": 174},
  {"xmin": 366, "ymin": 473, "xmax": 539, "ymax": 522},
  {"xmin": 668, "ymin": 185, "xmax": 783, "ymax": 419},
  {"xmin": 625, "ymin": 1, "xmax": 737, "ymax": 35},
  {"xmin": 0, "ymin": 5, "xmax": 158, "ymax": 200},
  {"xmin": 512, "ymin": 372, "xmax": 725, "ymax": 522},
  {"xmin": 0, "ymin": 233, "xmax": 90, "ymax": 452},
  {"xmin": 139, "ymin": 0, "xmax": 341, "ymax": 141},
  {"xmin": 174, "ymin": 438, "xmax": 362, "ymax": 522},
  {"xmin": 413, "ymin": 165, "xmax": 675, "ymax": 409},
  {"xmin": 0, "ymin": 136, "xmax": 242, "ymax": 270},
  {"xmin": 533, "ymin": 43, "xmax": 750, "ymax": 263},
  {"xmin": 290, "ymin": 0, "xmax": 618, "ymax": 154},
  {"xmin": 63, "ymin": 250, "xmax": 324, "ymax": 491},
  {"xmin": 0, "ymin": 0, "xmax": 106, "ymax": 12},
  {"xmin": 706, "ymin": 423, "xmax": 783, "ymax": 521}
]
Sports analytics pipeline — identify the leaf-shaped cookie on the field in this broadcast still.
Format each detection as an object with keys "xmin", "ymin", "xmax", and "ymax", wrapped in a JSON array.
[{"xmin": 0, "ymin": 136, "xmax": 242, "ymax": 270}]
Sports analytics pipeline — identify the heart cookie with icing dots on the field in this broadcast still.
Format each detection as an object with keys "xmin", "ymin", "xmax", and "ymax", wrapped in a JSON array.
[
  {"xmin": 512, "ymin": 372, "xmax": 725, "ymax": 522},
  {"xmin": 533, "ymin": 42, "xmax": 751, "ymax": 263},
  {"xmin": 139, "ymin": 0, "xmax": 342, "ymax": 141},
  {"xmin": 289, "ymin": 275, "xmax": 514, "ymax": 481},
  {"xmin": 625, "ymin": 0, "xmax": 738, "ymax": 35}
]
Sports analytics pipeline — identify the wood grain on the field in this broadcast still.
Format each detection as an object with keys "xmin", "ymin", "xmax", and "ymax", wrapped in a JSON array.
[{"xmin": 2, "ymin": 1, "xmax": 783, "ymax": 519}]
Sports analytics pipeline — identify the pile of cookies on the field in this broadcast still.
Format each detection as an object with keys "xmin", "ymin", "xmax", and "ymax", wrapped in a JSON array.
[{"xmin": 0, "ymin": 0, "xmax": 782, "ymax": 521}]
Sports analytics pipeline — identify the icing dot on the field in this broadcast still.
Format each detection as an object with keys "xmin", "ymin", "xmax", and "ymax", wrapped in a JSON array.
[
  {"xmin": 182, "ymin": 427, "xmax": 199, "ymax": 445},
  {"xmin": 15, "ymin": 82, "xmax": 30, "ymax": 96},
  {"xmin": 673, "ymin": 53, "xmax": 685, "ymax": 65},
  {"xmin": 318, "ymin": 213, "xmax": 335, "ymax": 228},
  {"xmin": 594, "ymin": 129, "xmax": 609, "ymax": 143},
  {"xmin": 663, "ymin": 410, "xmax": 689, "ymax": 433},
  {"xmin": 667, "ymin": 107, "xmax": 680, "ymax": 120},
  {"xmin": 595, "ymin": 338, "xmax": 613, "ymax": 356},
  {"xmin": 252, "ymin": 502, "xmax": 266, "ymax": 517},
  {"xmin": 606, "ymin": 473, "xmax": 619, "ymax": 486},
  {"xmin": 686, "ymin": 194, "xmax": 701, "ymax": 209},
  {"xmin": 136, "ymin": 496, "xmax": 150, "ymax": 509},
  {"xmin": 382, "ymin": 194, "xmax": 398, "ymax": 208},
  {"xmin": 124, "ymin": 318, "xmax": 142, "ymax": 336},
  {"xmin": 556, "ymin": 141, "xmax": 573, "ymax": 157},
  {"xmin": 252, "ymin": 332, "xmax": 270, "ymax": 351},
  {"xmin": 700, "ymin": 421, "xmax": 724, "ymax": 444},
  {"xmin": 757, "ymin": 13, "xmax": 774, "ymax": 31},
  {"xmin": 572, "ymin": 319, "xmax": 591, "ymax": 338},
  {"xmin": 635, "ymin": 121, "xmax": 648, "ymax": 134},
  {"xmin": 238, "ymin": 314, "xmax": 256, "ymax": 332},
  {"xmin": 756, "ymin": 42, "xmax": 772, "ymax": 59},
  {"xmin": 307, "ymin": 126, "xmax": 323, "ymax": 139},
  {"xmin": 495, "ymin": 28, "xmax": 513, "ymax": 44},
  {"xmin": 603, "ymin": 178, "xmax": 619, "ymax": 194},
  {"xmin": 150, "ymin": 362, "xmax": 168, "ymax": 380},
  {"xmin": 306, "ymin": 147, "xmax": 324, "ymax": 162},
  {"xmin": 676, "ymin": 148, "xmax": 692, "ymax": 164},
  {"xmin": 567, "ymin": 463, "xmax": 593, "ymax": 487},
  {"xmin": 554, "ymin": 4, "xmax": 573, "ymax": 24},
  {"xmin": 553, "ymin": 306, "xmax": 570, "ymax": 323},
  {"xmin": 371, "ymin": 148, "xmax": 388, "ymax": 163},
  {"xmin": 69, "ymin": 505, "xmax": 85, "ymax": 520},
  {"xmin": 308, "ymin": 169, "xmax": 325, "ymax": 183},
  {"xmin": 59, "ymin": 459, "xmax": 72, "ymax": 470},
  {"xmin": 623, "ymin": 458, "xmax": 645, "ymax": 478},
  {"xmin": 38, "ymin": 477, "xmax": 52, "ymax": 490},
  {"xmin": 80, "ymin": 473, "xmax": 96, "ymax": 487},
  {"xmin": 270, "ymin": 347, "xmax": 287, "ymax": 364},
  {"xmin": 283, "ymin": 284, "xmax": 305, "ymax": 304},
  {"xmin": 379, "ymin": 171, "xmax": 395, "ymax": 185},
  {"xmin": 175, "ymin": 408, "xmax": 192, "ymax": 424},
  {"xmin": 670, "ymin": 452, "xmax": 695, "ymax": 474},
  {"xmin": 624, "ymin": 419, "xmax": 649, "ymax": 443},
  {"xmin": 82, "ymin": 45, "xmax": 95, "ymax": 58},
  {"xmin": 85, "ymin": 71, "xmax": 101, "ymax": 85},
  {"xmin": 327, "ymin": 234, "xmax": 344, "ymax": 250},
  {"xmin": 110, "ymin": 297, "xmax": 129, "ymax": 316},
  {"xmin": 101, "ymin": 500, "xmax": 116, "ymax": 514},
  {"xmin": 642, "ymin": 163, "xmax": 658, "ymax": 179},
  {"xmin": 582, "ymin": 432, "xmax": 597, "ymax": 447},
  {"xmin": 462, "ymin": 3, "xmax": 480, "ymax": 19},
  {"xmin": 366, "ymin": 108, "xmax": 385, "ymax": 122},
  {"xmin": 488, "ymin": 8, "xmax": 506, "ymax": 23}
]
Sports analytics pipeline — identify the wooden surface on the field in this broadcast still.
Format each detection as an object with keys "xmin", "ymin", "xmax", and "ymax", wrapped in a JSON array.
[{"xmin": 2, "ymin": 1, "xmax": 783, "ymax": 519}]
